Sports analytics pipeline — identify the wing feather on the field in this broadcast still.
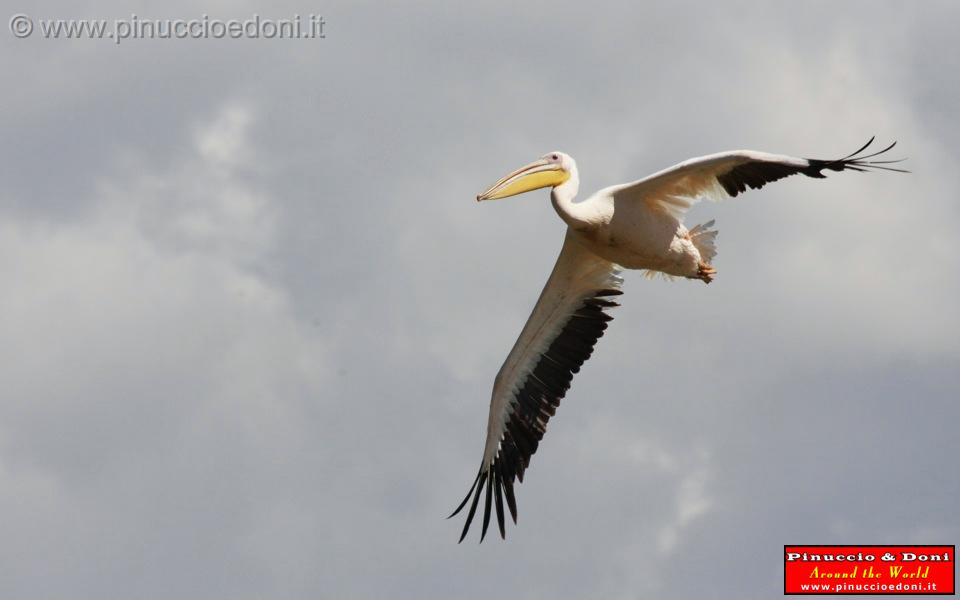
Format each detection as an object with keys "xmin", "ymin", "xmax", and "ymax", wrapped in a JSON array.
[
  {"xmin": 450, "ymin": 230, "xmax": 623, "ymax": 541},
  {"xmin": 451, "ymin": 138, "xmax": 906, "ymax": 542},
  {"xmin": 600, "ymin": 137, "xmax": 905, "ymax": 219}
]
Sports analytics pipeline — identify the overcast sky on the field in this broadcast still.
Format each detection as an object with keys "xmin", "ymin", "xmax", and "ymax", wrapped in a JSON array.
[{"xmin": 2, "ymin": 1, "xmax": 958, "ymax": 599}]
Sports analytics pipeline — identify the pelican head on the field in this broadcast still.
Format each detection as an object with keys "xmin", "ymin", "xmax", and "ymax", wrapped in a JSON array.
[{"xmin": 477, "ymin": 152, "xmax": 575, "ymax": 201}]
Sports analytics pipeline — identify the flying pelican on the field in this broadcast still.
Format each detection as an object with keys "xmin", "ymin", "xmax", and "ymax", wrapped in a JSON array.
[{"xmin": 450, "ymin": 138, "xmax": 904, "ymax": 542}]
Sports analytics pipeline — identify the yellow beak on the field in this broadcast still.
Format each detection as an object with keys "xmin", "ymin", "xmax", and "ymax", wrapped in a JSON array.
[{"xmin": 476, "ymin": 158, "xmax": 570, "ymax": 201}]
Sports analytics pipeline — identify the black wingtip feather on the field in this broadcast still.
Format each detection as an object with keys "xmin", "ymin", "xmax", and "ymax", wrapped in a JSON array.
[
  {"xmin": 717, "ymin": 137, "xmax": 906, "ymax": 198},
  {"xmin": 451, "ymin": 287, "xmax": 622, "ymax": 542},
  {"xmin": 479, "ymin": 469, "xmax": 494, "ymax": 542},
  {"xmin": 856, "ymin": 139, "xmax": 897, "ymax": 161},
  {"xmin": 458, "ymin": 471, "xmax": 486, "ymax": 543},
  {"xmin": 806, "ymin": 138, "xmax": 906, "ymax": 175},
  {"xmin": 493, "ymin": 468, "xmax": 506, "ymax": 539},
  {"xmin": 838, "ymin": 135, "xmax": 875, "ymax": 160},
  {"xmin": 448, "ymin": 469, "xmax": 481, "ymax": 519},
  {"xmin": 502, "ymin": 474, "xmax": 518, "ymax": 523}
]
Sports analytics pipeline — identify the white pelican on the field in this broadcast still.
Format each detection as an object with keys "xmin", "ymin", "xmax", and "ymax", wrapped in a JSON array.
[{"xmin": 450, "ymin": 138, "xmax": 904, "ymax": 542}]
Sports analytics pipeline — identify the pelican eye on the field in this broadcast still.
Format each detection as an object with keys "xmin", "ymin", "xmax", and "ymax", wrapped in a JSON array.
[{"xmin": 551, "ymin": 154, "xmax": 559, "ymax": 161}]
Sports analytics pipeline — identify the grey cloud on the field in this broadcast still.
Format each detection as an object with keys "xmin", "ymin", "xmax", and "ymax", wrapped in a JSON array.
[{"xmin": 1, "ymin": 1, "xmax": 958, "ymax": 599}]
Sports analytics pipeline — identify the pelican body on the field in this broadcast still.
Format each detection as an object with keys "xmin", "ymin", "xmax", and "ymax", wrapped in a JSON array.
[
  {"xmin": 452, "ymin": 139, "xmax": 904, "ymax": 542},
  {"xmin": 481, "ymin": 151, "xmax": 719, "ymax": 281}
]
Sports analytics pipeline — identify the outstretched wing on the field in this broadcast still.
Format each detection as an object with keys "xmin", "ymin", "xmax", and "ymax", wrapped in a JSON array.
[
  {"xmin": 601, "ymin": 137, "xmax": 906, "ymax": 219},
  {"xmin": 450, "ymin": 231, "xmax": 623, "ymax": 542}
]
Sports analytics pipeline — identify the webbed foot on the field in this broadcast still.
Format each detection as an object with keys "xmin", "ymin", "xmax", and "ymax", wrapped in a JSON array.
[{"xmin": 696, "ymin": 262, "xmax": 716, "ymax": 284}]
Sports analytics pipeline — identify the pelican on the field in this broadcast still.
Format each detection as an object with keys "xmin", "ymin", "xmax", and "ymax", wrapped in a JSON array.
[{"xmin": 450, "ymin": 138, "xmax": 905, "ymax": 542}]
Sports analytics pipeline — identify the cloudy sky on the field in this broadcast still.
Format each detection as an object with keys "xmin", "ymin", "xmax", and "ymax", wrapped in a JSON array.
[{"xmin": 2, "ymin": 1, "xmax": 958, "ymax": 598}]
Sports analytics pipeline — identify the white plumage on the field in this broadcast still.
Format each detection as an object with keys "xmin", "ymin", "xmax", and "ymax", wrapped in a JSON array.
[{"xmin": 451, "ymin": 138, "xmax": 905, "ymax": 542}]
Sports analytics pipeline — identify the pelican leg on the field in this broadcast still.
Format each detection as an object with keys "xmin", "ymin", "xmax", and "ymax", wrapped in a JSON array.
[{"xmin": 696, "ymin": 262, "xmax": 716, "ymax": 284}]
